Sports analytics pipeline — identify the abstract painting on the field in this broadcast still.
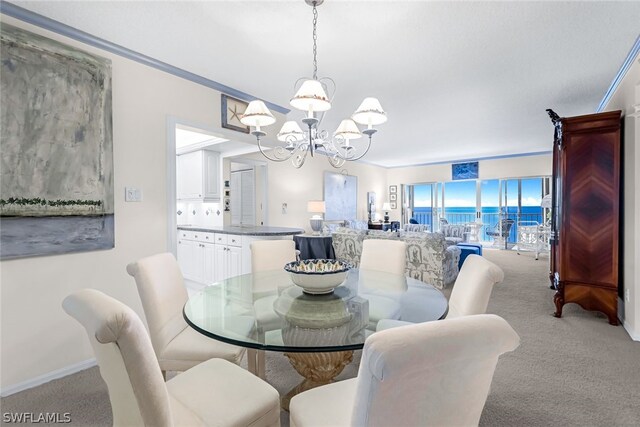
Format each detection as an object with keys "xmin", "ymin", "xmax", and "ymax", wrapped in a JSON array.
[
  {"xmin": 324, "ymin": 171, "xmax": 357, "ymax": 221},
  {"xmin": 452, "ymin": 162, "xmax": 479, "ymax": 180},
  {"xmin": 0, "ymin": 24, "xmax": 113, "ymax": 259}
]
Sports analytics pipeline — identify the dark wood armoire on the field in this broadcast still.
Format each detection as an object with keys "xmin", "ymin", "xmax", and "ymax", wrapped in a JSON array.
[{"xmin": 547, "ymin": 109, "xmax": 622, "ymax": 326}]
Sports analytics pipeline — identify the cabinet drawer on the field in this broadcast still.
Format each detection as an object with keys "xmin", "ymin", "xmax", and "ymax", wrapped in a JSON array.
[
  {"xmin": 227, "ymin": 234, "xmax": 241, "ymax": 247},
  {"xmin": 214, "ymin": 233, "xmax": 228, "ymax": 245},
  {"xmin": 178, "ymin": 230, "xmax": 197, "ymax": 241},
  {"xmin": 197, "ymin": 232, "xmax": 215, "ymax": 243}
]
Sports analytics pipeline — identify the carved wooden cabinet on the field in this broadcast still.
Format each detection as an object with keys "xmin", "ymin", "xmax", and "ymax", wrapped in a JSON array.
[{"xmin": 547, "ymin": 109, "xmax": 622, "ymax": 325}]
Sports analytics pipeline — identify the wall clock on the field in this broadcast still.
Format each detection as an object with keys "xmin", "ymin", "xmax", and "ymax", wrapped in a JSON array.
[{"xmin": 221, "ymin": 94, "xmax": 250, "ymax": 134}]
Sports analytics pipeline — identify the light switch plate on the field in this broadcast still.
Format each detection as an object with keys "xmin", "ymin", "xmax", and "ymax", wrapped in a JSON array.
[
  {"xmin": 282, "ymin": 203, "xmax": 287, "ymax": 214},
  {"xmin": 125, "ymin": 187, "xmax": 143, "ymax": 202}
]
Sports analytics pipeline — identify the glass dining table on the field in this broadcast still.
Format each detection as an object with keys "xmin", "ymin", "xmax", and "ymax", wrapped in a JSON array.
[{"xmin": 183, "ymin": 267, "xmax": 448, "ymax": 410}]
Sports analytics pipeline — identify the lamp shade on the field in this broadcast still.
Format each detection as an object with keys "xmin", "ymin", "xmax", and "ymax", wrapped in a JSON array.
[
  {"xmin": 290, "ymin": 79, "xmax": 331, "ymax": 113},
  {"xmin": 240, "ymin": 100, "xmax": 276, "ymax": 127},
  {"xmin": 307, "ymin": 200, "xmax": 326, "ymax": 213},
  {"xmin": 277, "ymin": 121, "xmax": 305, "ymax": 142},
  {"xmin": 334, "ymin": 119, "xmax": 362, "ymax": 140},
  {"xmin": 382, "ymin": 202, "xmax": 391, "ymax": 211},
  {"xmin": 352, "ymin": 97, "xmax": 387, "ymax": 126}
]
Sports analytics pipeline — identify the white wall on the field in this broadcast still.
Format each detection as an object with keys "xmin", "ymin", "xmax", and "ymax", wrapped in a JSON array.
[
  {"xmin": 603, "ymin": 54, "xmax": 640, "ymax": 340},
  {"xmin": 0, "ymin": 15, "xmax": 285, "ymax": 391},
  {"xmin": 234, "ymin": 152, "xmax": 388, "ymax": 233},
  {"xmin": 386, "ymin": 154, "xmax": 552, "ymax": 221}
]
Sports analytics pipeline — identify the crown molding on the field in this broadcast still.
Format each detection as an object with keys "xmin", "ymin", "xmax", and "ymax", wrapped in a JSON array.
[
  {"xmin": 0, "ymin": 1, "xmax": 290, "ymax": 115},
  {"xmin": 597, "ymin": 34, "xmax": 640, "ymax": 113}
]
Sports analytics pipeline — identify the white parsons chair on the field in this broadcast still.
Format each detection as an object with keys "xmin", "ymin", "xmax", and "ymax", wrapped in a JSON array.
[
  {"xmin": 126, "ymin": 253, "xmax": 245, "ymax": 377},
  {"xmin": 249, "ymin": 240, "xmax": 298, "ymax": 378},
  {"xmin": 360, "ymin": 239, "xmax": 406, "ymax": 275},
  {"xmin": 359, "ymin": 239, "xmax": 407, "ymax": 329},
  {"xmin": 376, "ymin": 254, "xmax": 505, "ymax": 331},
  {"xmin": 63, "ymin": 289, "xmax": 280, "ymax": 427},
  {"xmin": 289, "ymin": 314, "xmax": 519, "ymax": 427}
]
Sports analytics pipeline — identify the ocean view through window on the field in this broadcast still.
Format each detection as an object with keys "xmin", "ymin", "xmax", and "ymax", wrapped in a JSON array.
[{"xmin": 407, "ymin": 177, "xmax": 550, "ymax": 244}]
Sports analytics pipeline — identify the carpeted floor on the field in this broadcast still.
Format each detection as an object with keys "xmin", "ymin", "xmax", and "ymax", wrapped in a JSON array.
[{"xmin": 2, "ymin": 250, "xmax": 639, "ymax": 426}]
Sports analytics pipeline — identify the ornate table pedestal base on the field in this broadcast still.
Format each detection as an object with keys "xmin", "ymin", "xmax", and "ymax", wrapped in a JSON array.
[{"xmin": 281, "ymin": 350, "xmax": 354, "ymax": 411}]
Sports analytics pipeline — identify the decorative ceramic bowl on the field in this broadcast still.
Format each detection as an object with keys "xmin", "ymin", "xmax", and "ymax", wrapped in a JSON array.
[{"xmin": 284, "ymin": 259, "xmax": 351, "ymax": 295}]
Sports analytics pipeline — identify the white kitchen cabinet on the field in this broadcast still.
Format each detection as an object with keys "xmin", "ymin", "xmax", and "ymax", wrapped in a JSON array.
[
  {"xmin": 177, "ymin": 230, "xmax": 296, "ymax": 286},
  {"xmin": 214, "ymin": 234, "xmax": 243, "ymax": 282},
  {"xmin": 177, "ymin": 237, "xmax": 198, "ymax": 280},
  {"xmin": 177, "ymin": 231, "xmax": 214, "ymax": 283},
  {"xmin": 177, "ymin": 149, "xmax": 220, "ymax": 202}
]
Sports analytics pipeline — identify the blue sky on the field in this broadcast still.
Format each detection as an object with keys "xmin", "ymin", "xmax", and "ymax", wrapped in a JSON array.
[{"xmin": 413, "ymin": 178, "xmax": 545, "ymax": 207}]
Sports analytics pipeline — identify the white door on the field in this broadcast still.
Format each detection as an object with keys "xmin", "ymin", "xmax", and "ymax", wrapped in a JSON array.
[{"xmin": 230, "ymin": 169, "xmax": 256, "ymax": 226}]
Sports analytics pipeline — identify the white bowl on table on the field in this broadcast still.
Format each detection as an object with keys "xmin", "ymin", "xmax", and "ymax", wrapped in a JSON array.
[{"xmin": 284, "ymin": 259, "xmax": 351, "ymax": 295}]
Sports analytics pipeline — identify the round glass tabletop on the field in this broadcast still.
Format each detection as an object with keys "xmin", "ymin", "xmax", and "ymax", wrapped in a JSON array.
[{"xmin": 183, "ymin": 268, "xmax": 448, "ymax": 353}]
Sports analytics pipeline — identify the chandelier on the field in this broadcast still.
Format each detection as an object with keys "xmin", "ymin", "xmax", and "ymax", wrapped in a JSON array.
[{"xmin": 239, "ymin": 0, "xmax": 387, "ymax": 168}]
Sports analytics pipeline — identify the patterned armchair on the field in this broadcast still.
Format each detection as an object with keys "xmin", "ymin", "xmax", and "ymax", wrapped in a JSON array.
[
  {"xmin": 331, "ymin": 227, "xmax": 367, "ymax": 267},
  {"xmin": 441, "ymin": 224, "xmax": 470, "ymax": 244},
  {"xmin": 403, "ymin": 223, "xmax": 429, "ymax": 232},
  {"xmin": 332, "ymin": 229, "xmax": 460, "ymax": 289},
  {"xmin": 403, "ymin": 232, "xmax": 461, "ymax": 289}
]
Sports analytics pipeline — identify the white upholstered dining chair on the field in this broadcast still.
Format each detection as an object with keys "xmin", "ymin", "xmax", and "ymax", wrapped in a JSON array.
[
  {"xmin": 289, "ymin": 314, "xmax": 519, "ymax": 427},
  {"xmin": 249, "ymin": 239, "xmax": 298, "ymax": 377},
  {"xmin": 360, "ymin": 239, "xmax": 406, "ymax": 275},
  {"xmin": 359, "ymin": 239, "xmax": 407, "ymax": 329},
  {"xmin": 376, "ymin": 254, "xmax": 504, "ymax": 331},
  {"xmin": 126, "ymin": 253, "xmax": 244, "ymax": 377},
  {"xmin": 63, "ymin": 289, "xmax": 280, "ymax": 427}
]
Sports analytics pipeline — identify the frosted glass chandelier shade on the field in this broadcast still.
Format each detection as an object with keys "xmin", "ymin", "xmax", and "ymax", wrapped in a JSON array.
[
  {"xmin": 277, "ymin": 121, "xmax": 305, "ymax": 142},
  {"xmin": 240, "ymin": 100, "xmax": 277, "ymax": 127},
  {"xmin": 290, "ymin": 79, "xmax": 332, "ymax": 113},
  {"xmin": 352, "ymin": 97, "xmax": 387, "ymax": 126},
  {"xmin": 334, "ymin": 119, "xmax": 362, "ymax": 140}
]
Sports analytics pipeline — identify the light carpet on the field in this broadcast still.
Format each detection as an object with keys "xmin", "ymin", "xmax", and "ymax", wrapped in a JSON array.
[{"xmin": 2, "ymin": 250, "xmax": 639, "ymax": 426}]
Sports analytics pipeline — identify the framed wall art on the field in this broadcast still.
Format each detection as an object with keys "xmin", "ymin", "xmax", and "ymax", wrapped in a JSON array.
[
  {"xmin": 390, "ymin": 193, "xmax": 397, "ymax": 201},
  {"xmin": 452, "ymin": 162, "xmax": 479, "ymax": 180},
  {"xmin": 221, "ymin": 94, "xmax": 250, "ymax": 133},
  {"xmin": 0, "ymin": 24, "xmax": 114, "ymax": 260},
  {"xmin": 324, "ymin": 171, "xmax": 357, "ymax": 221},
  {"xmin": 389, "ymin": 185, "xmax": 397, "ymax": 194}
]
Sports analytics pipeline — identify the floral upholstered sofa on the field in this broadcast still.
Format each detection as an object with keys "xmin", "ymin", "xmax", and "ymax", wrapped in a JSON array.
[{"xmin": 331, "ymin": 228, "xmax": 461, "ymax": 289}]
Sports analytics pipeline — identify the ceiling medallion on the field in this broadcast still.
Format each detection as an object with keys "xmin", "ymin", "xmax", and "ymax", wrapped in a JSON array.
[{"xmin": 240, "ymin": 0, "xmax": 387, "ymax": 168}]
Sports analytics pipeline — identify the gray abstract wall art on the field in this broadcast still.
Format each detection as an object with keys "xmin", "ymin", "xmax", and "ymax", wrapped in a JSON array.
[
  {"xmin": 324, "ymin": 171, "xmax": 357, "ymax": 221},
  {"xmin": 0, "ymin": 24, "xmax": 114, "ymax": 259}
]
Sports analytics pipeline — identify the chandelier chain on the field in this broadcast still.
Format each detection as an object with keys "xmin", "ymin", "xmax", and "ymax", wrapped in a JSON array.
[{"xmin": 312, "ymin": 4, "xmax": 318, "ymax": 80}]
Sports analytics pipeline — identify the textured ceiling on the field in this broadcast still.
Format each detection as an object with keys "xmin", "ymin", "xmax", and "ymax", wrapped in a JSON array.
[{"xmin": 10, "ymin": 1, "xmax": 640, "ymax": 167}]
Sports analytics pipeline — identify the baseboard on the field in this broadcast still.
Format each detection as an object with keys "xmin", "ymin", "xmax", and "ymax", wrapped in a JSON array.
[
  {"xmin": 0, "ymin": 358, "xmax": 96, "ymax": 397},
  {"xmin": 623, "ymin": 320, "xmax": 640, "ymax": 342}
]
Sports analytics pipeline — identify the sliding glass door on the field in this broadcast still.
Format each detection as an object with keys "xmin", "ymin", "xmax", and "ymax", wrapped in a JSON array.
[{"xmin": 406, "ymin": 176, "xmax": 550, "ymax": 247}]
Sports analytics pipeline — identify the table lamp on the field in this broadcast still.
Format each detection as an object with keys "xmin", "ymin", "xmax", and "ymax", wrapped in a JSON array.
[
  {"xmin": 308, "ymin": 200, "xmax": 326, "ymax": 235},
  {"xmin": 382, "ymin": 202, "xmax": 391, "ymax": 223}
]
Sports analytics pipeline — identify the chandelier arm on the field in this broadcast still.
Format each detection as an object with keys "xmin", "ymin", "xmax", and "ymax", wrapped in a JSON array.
[
  {"xmin": 292, "ymin": 146, "xmax": 310, "ymax": 168},
  {"xmin": 344, "ymin": 135, "xmax": 373, "ymax": 161},
  {"xmin": 330, "ymin": 134, "xmax": 373, "ymax": 162},
  {"xmin": 327, "ymin": 154, "xmax": 346, "ymax": 168},
  {"xmin": 255, "ymin": 134, "xmax": 294, "ymax": 163}
]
